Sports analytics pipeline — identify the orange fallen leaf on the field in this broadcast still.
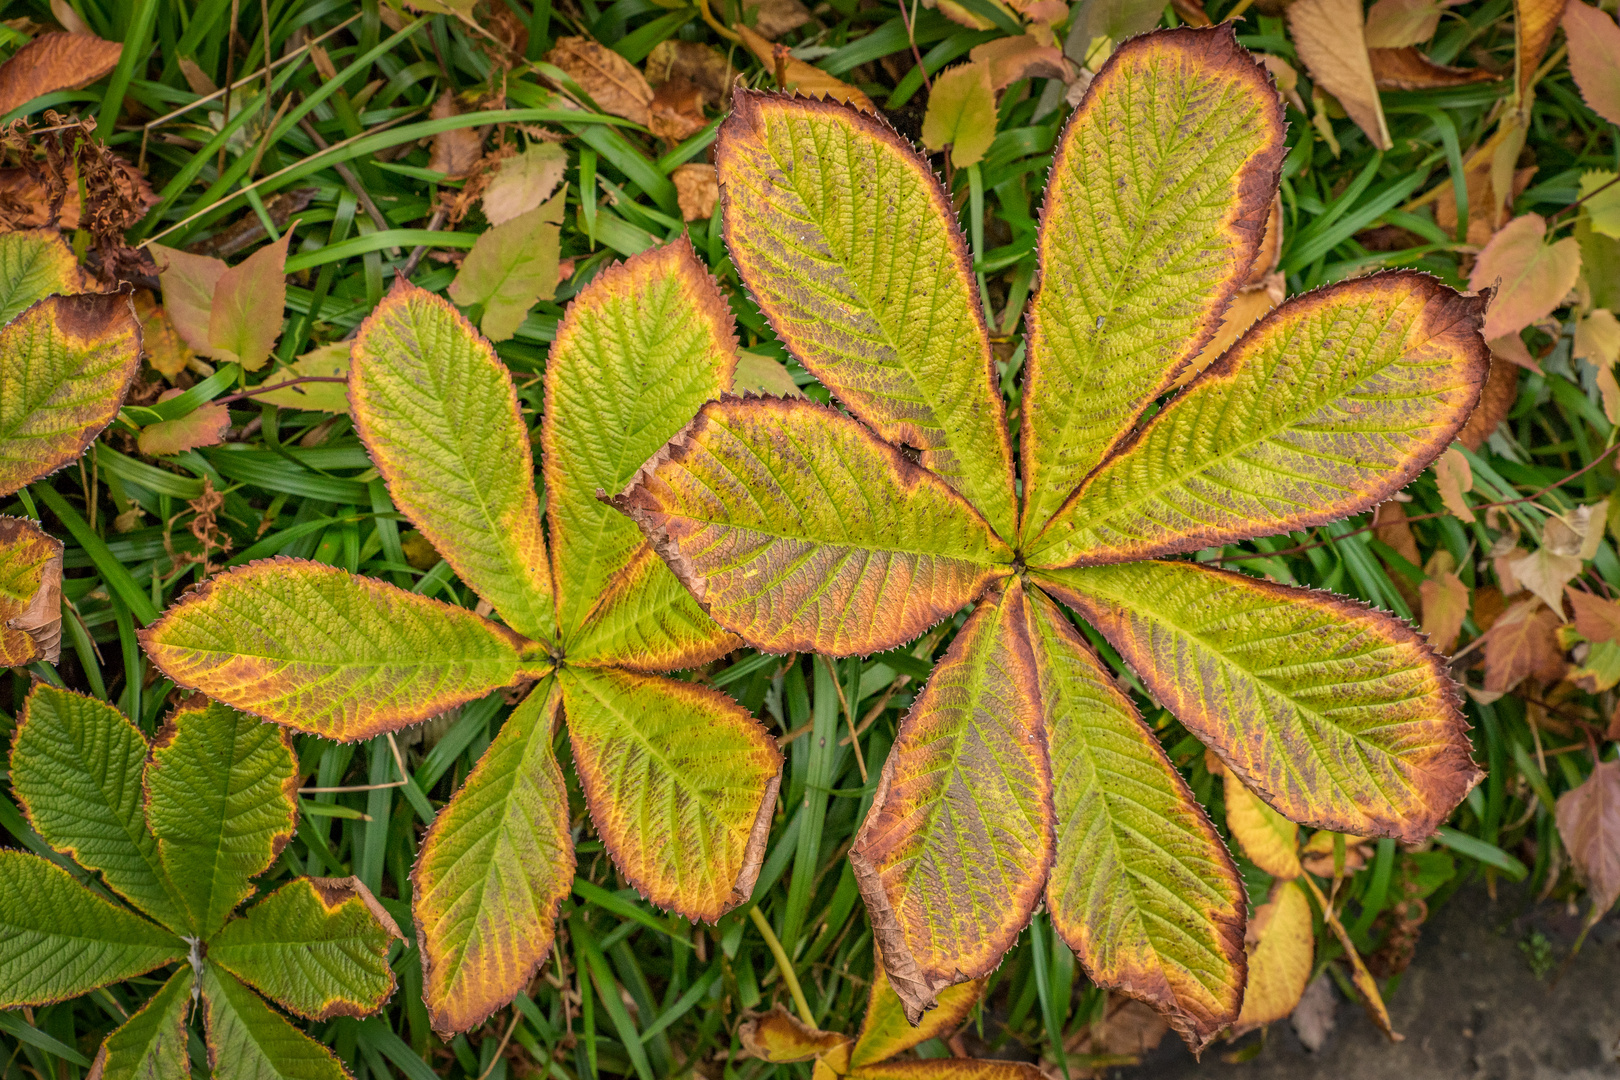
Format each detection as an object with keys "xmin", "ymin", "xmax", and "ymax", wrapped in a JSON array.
[
  {"xmin": 1457, "ymin": 358, "xmax": 1519, "ymax": 450},
  {"xmin": 1469, "ymin": 214, "xmax": 1582, "ymax": 340},
  {"xmin": 1516, "ymin": 0, "xmax": 1569, "ymax": 109},
  {"xmin": 1562, "ymin": 0, "xmax": 1620, "ymax": 126},
  {"xmin": 1481, "ymin": 597, "xmax": 1566, "ymax": 692},
  {"xmin": 646, "ymin": 40, "xmax": 738, "ymax": 109},
  {"xmin": 648, "ymin": 79, "xmax": 708, "ymax": 142},
  {"xmin": 969, "ymin": 33, "xmax": 1069, "ymax": 90},
  {"xmin": 1433, "ymin": 446, "xmax": 1475, "ymax": 522},
  {"xmin": 0, "ymin": 32, "xmax": 123, "ymax": 117},
  {"xmin": 1420, "ymin": 569, "xmax": 1470, "ymax": 652},
  {"xmin": 1287, "ymin": 0, "xmax": 1393, "ymax": 150}
]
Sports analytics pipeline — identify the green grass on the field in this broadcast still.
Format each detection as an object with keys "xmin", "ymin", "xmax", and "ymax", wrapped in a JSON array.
[{"xmin": 0, "ymin": 0, "xmax": 1616, "ymax": 1075}]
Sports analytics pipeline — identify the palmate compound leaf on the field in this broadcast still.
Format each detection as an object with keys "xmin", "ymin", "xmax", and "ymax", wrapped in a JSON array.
[
  {"xmin": 200, "ymin": 966, "xmax": 350, "ymax": 1080},
  {"xmin": 144, "ymin": 697, "xmax": 299, "ymax": 940},
  {"xmin": 715, "ymin": 90, "xmax": 1018, "ymax": 539},
  {"xmin": 614, "ymin": 396, "xmax": 1014, "ymax": 656},
  {"xmin": 0, "ymin": 850, "xmax": 185, "ymax": 1007},
  {"xmin": 208, "ymin": 876, "xmax": 402, "ymax": 1021},
  {"xmin": 1038, "ymin": 560, "xmax": 1482, "ymax": 842},
  {"xmin": 1023, "ymin": 586, "xmax": 1246, "ymax": 1051},
  {"xmin": 411, "ymin": 680, "xmax": 574, "ymax": 1036},
  {"xmin": 542, "ymin": 236, "xmax": 739, "ymax": 659},
  {"xmin": 1028, "ymin": 272, "xmax": 1491, "ymax": 568},
  {"xmin": 561, "ymin": 664, "xmax": 782, "ymax": 920},
  {"xmin": 0, "ymin": 514, "xmax": 63, "ymax": 665},
  {"xmin": 0, "ymin": 228, "xmax": 81, "ymax": 326},
  {"xmin": 350, "ymin": 280, "xmax": 556, "ymax": 644},
  {"xmin": 140, "ymin": 557, "xmax": 547, "ymax": 741},
  {"xmin": 849, "ymin": 578, "xmax": 1051, "ymax": 1022},
  {"xmin": 0, "ymin": 290, "xmax": 142, "ymax": 497},
  {"xmin": 1017, "ymin": 26, "xmax": 1286, "ymax": 540},
  {"xmin": 11, "ymin": 685, "xmax": 188, "ymax": 931},
  {"xmin": 87, "ymin": 967, "xmax": 193, "ymax": 1080}
]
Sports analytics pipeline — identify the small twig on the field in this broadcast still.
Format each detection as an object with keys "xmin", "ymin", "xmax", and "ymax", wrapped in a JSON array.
[
  {"xmin": 297, "ymin": 115, "xmax": 400, "ymax": 255},
  {"xmin": 748, "ymin": 907, "xmax": 816, "ymax": 1028},
  {"xmin": 219, "ymin": 0, "xmax": 242, "ymax": 178},
  {"xmin": 216, "ymin": 375, "xmax": 349, "ymax": 405},
  {"xmin": 1550, "ymin": 171, "xmax": 1620, "ymax": 226},
  {"xmin": 696, "ymin": 0, "xmax": 742, "ymax": 43},
  {"xmin": 299, "ymin": 732, "xmax": 410, "ymax": 793},
  {"xmin": 397, "ymin": 204, "xmax": 448, "ymax": 281}
]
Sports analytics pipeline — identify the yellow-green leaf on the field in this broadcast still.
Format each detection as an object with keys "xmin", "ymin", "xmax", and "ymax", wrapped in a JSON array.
[
  {"xmin": 0, "ymin": 291, "xmax": 142, "ymax": 497},
  {"xmin": 88, "ymin": 967, "xmax": 193, "ymax": 1080},
  {"xmin": 920, "ymin": 63, "xmax": 997, "ymax": 168},
  {"xmin": 739, "ymin": 1008, "xmax": 853, "ymax": 1064},
  {"xmin": 447, "ymin": 189, "xmax": 565, "ymax": 341},
  {"xmin": 0, "ymin": 851, "xmax": 185, "ymax": 1007},
  {"xmin": 561, "ymin": 665, "xmax": 781, "ymax": 921},
  {"xmin": 141, "ymin": 558, "xmax": 540, "ymax": 741},
  {"xmin": 350, "ymin": 281, "xmax": 555, "ymax": 643},
  {"xmin": 543, "ymin": 237, "xmax": 739, "ymax": 649},
  {"xmin": 1028, "ymin": 272, "xmax": 1490, "ymax": 568},
  {"xmin": 0, "ymin": 228, "xmax": 80, "ymax": 326},
  {"xmin": 145, "ymin": 698, "xmax": 298, "ymax": 939},
  {"xmin": 209, "ymin": 876, "xmax": 401, "ymax": 1021},
  {"xmin": 851, "ymin": 965, "xmax": 985, "ymax": 1068},
  {"xmin": 716, "ymin": 90, "xmax": 1018, "ymax": 538},
  {"xmin": 1025, "ymin": 586, "xmax": 1245, "ymax": 1052},
  {"xmin": 200, "ymin": 966, "xmax": 350, "ymax": 1080},
  {"xmin": 1038, "ymin": 560, "xmax": 1482, "ymax": 843},
  {"xmin": 1019, "ymin": 27, "xmax": 1285, "ymax": 540},
  {"xmin": 0, "ymin": 515, "xmax": 62, "ymax": 665},
  {"xmin": 11, "ymin": 685, "xmax": 188, "ymax": 930},
  {"xmin": 411, "ymin": 682, "xmax": 574, "ymax": 1036},
  {"xmin": 564, "ymin": 543, "xmax": 739, "ymax": 672},
  {"xmin": 207, "ymin": 230, "xmax": 291, "ymax": 371},
  {"xmin": 614, "ymin": 396, "xmax": 1014, "ymax": 656},
  {"xmin": 1231, "ymin": 879, "xmax": 1314, "ymax": 1035},
  {"xmin": 850, "ymin": 579, "xmax": 1050, "ymax": 1023},
  {"xmin": 253, "ymin": 343, "xmax": 351, "ymax": 413}
]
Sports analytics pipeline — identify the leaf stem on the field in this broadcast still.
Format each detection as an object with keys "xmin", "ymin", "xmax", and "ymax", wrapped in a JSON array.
[{"xmin": 748, "ymin": 906, "xmax": 815, "ymax": 1027}]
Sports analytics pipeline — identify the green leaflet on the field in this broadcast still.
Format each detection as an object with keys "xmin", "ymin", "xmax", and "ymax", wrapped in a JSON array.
[
  {"xmin": 89, "ymin": 967, "xmax": 194, "ymax": 1080},
  {"xmin": 411, "ymin": 683, "xmax": 574, "ymax": 1036},
  {"xmin": 0, "ymin": 851, "xmax": 185, "ymax": 1007},
  {"xmin": 1037, "ymin": 560, "xmax": 1483, "ymax": 843},
  {"xmin": 1024, "ymin": 587, "xmax": 1245, "ymax": 1051},
  {"xmin": 565, "ymin": 543, "xmax": 738, "ymax": 672},
  {"xmin": 1029, "ymin": 273, "xmax": 1491, "ymax": 568},
  {"xmin": 447, "ymin": 189, "xmax": 565, "ymax": 341},
  {"xmin": 716, "ymin": 91, "xmax": 1018, "ymax": 539},
  {"xmin": 561, "ymin": 666, "xmax": 781, "ymax": 922},
  {"xmin": 614, "ymin": 396, "xmax": 1014, "ymax": 656},
  {"xmin": 349, "ymin": 281, "xmax": 556, "ymax": 644},
  {"xmin": 848, "ymin": 580, "xmax": 1050, "ymax": 1022},
  {"xmin": 209, "ymin": 876, "xmax": 400, "ymax": 1021},
  {"xmin": 1018, "ymin": 27, "xmax": 1285, "ymax": 539},
  {"xmin": 543, "ymin": 236, "xmax": 738, "ymax": 643},
  {"xmin": 145, "ymin": 699, "xmax": 299, "ymax": 940},
  {"xmin": 0, "ymin": 291, "xmax": 143, "ymax": 497},
  {"xmin": 0, "ymin": 229, "xmax": 80, "ymax": 326},
  {"xmin": 11, "ymin": 685, "xmax": 189, "ymax": 932},
  {"xmin": 200, "ymin": 966, "xmax": 351, "ymax": 1080},
  {"xmin": 140, "ymin": 558, "xmax": 542, "ymax": 741}
]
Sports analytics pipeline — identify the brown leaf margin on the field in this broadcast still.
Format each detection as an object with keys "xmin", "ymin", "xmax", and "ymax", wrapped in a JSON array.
[{"xmin": 0, "ymin": 515, "xmax": 63, "ymax": 664}]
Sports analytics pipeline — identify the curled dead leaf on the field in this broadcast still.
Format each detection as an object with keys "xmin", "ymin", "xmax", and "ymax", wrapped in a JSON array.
[
  {"xmin": 736, "ymin": 25, "xmax": 874, "ymax": 111},
  {"xmin": 1287, "ymin": 0, "xmax": 1393, "ymax": 150},
  {"xmin": 0, "ymin": 516, "xmax": 62, "ymax": 665},
  {"xmin": 646, "ymin": 40, "xmax": 738, "ymax": 108},
  {"xmin": 742, "ymin": 0, "xmax": 813, "ymax": 38},
  {"xmin": 969, "ymin": 33, "xmax": 1070, "ymax": 90},
  {"xmin": 1368, "ymin": 47, "xmax": 1499, "ymax": 89},
  {"xmin": 672, "ymin": 163, "xmax": 719, "ymax": 222}
]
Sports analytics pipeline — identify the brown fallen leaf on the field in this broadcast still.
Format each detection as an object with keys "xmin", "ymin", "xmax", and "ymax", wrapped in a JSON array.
[
  {"xmin": 428, "ymin": 91, "xmax": 483, "ymax": 179},
  {"xmin": 1457, "ymin": 357, "xmax": 1519, "ymax": 450},
  {"xmin": 137, "ymin": 389, "xmax": 231, "ymax": 457},
  {"xmin": 0, "ymin": 32, "xmax": 123, "ymax": 117},
  {"xmin": 1369, "ymin": 47, "xmax": 1499, "ymax": 89},
  {"xmin": 177, "ymin": 56, "xmax": 217, "ymax": 96},
  {"xmin": 672, "ymin": 162, "xmax": 719, "ymax": 222},
  {"xmin": 547, "ymin": 36, "xmax": 654, "ymax": 125},
  {"xmin": 1482, "ymin": 597, "xmax": 1566, "ymax": 692},
  {"xmin": 968, "ymin": 32, "xmax": 1069, "ymax": 90},
  {"xmin": 1287, "ymin": 0, "xmax": 1393, "ymax": 150},
  {"xmin": 736, "ymin": 25, "xmax": 874, "ymax": 111},
  {"xmin": 133, "ymin": 290, "xmax": 195, "ymax": 379},
  {"xmin": 1516, "ymin": 0, "xmax": 1569, "ymax": 108},
  {"xmin": 648, "ymin": 78, "xmax": 708, "ymax": 142},
  {"xmin": 49, "ymin": 0, "xmax": 91, "ymax": 34},
  {"xmin": 1433, "ymin": 446, "xmax": 1475, "ymax": 521},
  {"xmin": 1300, "ymin": 830, "xmax": 1373, "ymax": 877},
  {"xmin": 742, "ymin": 0, "xmax": 812, "ymax": 38},
  {"xmin": 1363, "ymin": 0, "xmax": 1451, "ymax": 47},
  {"xmin": 0, "ymin": 163, "xmax": 79, "ymax": 230},
  {"xmin": 1470, "ymin": 214, "xmax": 1583, "ymax": 340},
  {"xmin": 1555, "ymin": 757, "xmax": 1620, "ymax": 927},
  {"xmin": 481, "ymin": 143, "xmax": 567, "ymax": 225},
  {"xmin": 1421, "ymin": 566, "xmax": 1470, "ymax": 653},
  {"xmin": 1562, "ymin": 0, "xmax": 1620, "ymax": 126},
  {"xmin": 0, "ymin": 515, "xmax": 62, "ymax": 665},
  {"xmin": 645, "ymin": 40, "xmax": 738, "ymax": 108},
  {"xmin": 1432, "ymin": 133, "xmax": 1534, "ymax": 243},
  {"xmin": 1374, "ymin": 499, "xmax": 1422, "ymax": 567}
]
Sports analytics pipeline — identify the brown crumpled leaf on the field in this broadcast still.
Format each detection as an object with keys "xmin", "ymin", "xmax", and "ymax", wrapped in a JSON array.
[
  {"xmin": 646, "ymin": 40, "xmax": 738, "ymax": 108},
  {"xmin": 0, "ymin": 32, "xmax": 123, "ymax": 117},
  {"xmin": 742, "ymin": 0, "xmax": 813, "ymax": 38},
  {"xmin": 1556, "ymin": 757, "xmax": 1620, "ymax": 927},
  {"xmin": 137, "ymin": 388, "xmax": 231, "ymax": 457},
  {"xmin": 737, "ymin": 25, "xmax": 874, "ymax": 111},
  {"xmin": 738, "ymin": 1007, "xmax": 852, "ymax": 1064},
  {"xmin": 648, "ymin": 78, "xmax": 708, "ymax": 142},
  {"xmin": 672, "ymin": 163, "xmax": 719, "ymax": 222},
  {"xmin": 546, "ymin": 36, "xmax": 654, "ymax": 125},
  {"xmin": 0, "ymin": 515, "xmax": 62, "ymax": 666},
  {"xmin": 1287, "ymin": 0, "xmax": 1393, "ymax": 150},
  {"xmin": 968, "ymin": 32, "xmax": 1069, "ymax": 90},
  {"xmin": 428, "ymin": 91, "xmax": 484, "ymax": 179},
  {"xmin": 1368, "ymin": 47, "xmax": 1500, "ymax": 89},
  {"xmin": 1481, "ymin": 597, "xmax": 1566, "ymax": 692},
  {"xmin": 0, "ymin": 162, "xmax": 78, "ymax": 230},
  {"xmin": 1420, "ymin": 556, "xmax": 1470, "ymax": 653}
]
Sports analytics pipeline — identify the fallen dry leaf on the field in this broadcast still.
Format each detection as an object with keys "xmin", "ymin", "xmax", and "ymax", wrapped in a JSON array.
[
  {"xmin": 49, "ymin": 0, "xmax": 91, "ymax": 35},
  {"xmin": 737, "ymin": 25, "xmax": 874, "ymax": 111},
  {"xmin": 1562, "ymin": 0, "xmax": 1620, "ymax": 126},
  {"xmin": 1233, "ymin": 881, "xmax": 1314, "ymax": 1036},
  {"xmin": 1482, "ymin": 597, "xmax": 1566, "ymax": 692},
  {"xmin": 1433, "ymin": 135, "xmax": 1535, "ymax": 243},
  {"xmin": 1434, "ymin": 446, "xmax": 1475, "ymax": 522},
  {"xmin": 969, "ymin": 33, "xmax": 1069, "ymax": 90},
  {"xmin": 137, "ymin": 395, "xmax": 231, "ymax": 457},
  {"xmin": 1568, "ymin": 588, "xmax": 1620, "ymax": 644},
  {"xmin": 1510, "ymin": 546, "xmax": 1582, "ymax": 614},
  {"xmin": 742, "ymin": 0, "xmax": 812, "ymax": 38},
  {"xmin": 1555, "ymin": 757, "xmax": 1620, "ymax": 927},
  {"xmin": 672, "ymin": 163, "xmax": 719, "ymax": 222},
  {"xmin": 547, "ymin": 36, "xmax": 654, "ymax": 125},
  {"xmin": 1421, "ymin": 567, "xmax": 1470, "ymax": 652},
  {"xmin": 481, "ymin": 143, "xmax": 567, "ymax": 225},
  {"xmin": 1363, "ymin": 0, "xmax": 1450, "ymax": 47},
  {"xmin": 1291, "ymin": 975, "xmax": 1339, "ymax": 1052},
  {"xmin": 1574, "ymin": 308, "xmax": 1620, "ymax": 367},
  {"xmin": 133, "ymin": 290, "xmax": 195, "ymax": 379},
  {"xmin": 1287, "ymin": 0, "xmax": 1393, "ymax": 150},
  {"xmin": 1469, "ymin": 213, "xmax": 1583, "ymax": 340},
  {"xmin": 1600, "ymin": 364, "xmax": 1620, "ymax": 424},
  {"xmin": 645, "ymin": 40, "xmax": 738, "ymax": 108},
  {"xmin": 648, "ymin": 78, "xmax": 708, "ymax": 142},
  {"xmin": 1374, "ymin": 500, "xmax": 1422, "ymax": 566},
  {"xmin": 0, "ymin": 32, "xmax": 123, "ymax": 117},
  {"xmin": 1368, "ymin": 47, "xmax": 1499, "ymax": 89},
  {"xmin": 428, "ymin": 91, "xmax": 483, "ymax": 179}
]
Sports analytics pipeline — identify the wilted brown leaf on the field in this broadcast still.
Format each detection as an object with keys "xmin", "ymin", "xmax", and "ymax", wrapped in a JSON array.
[
  {"xmin": 137, "ymin": 390, "xmax": 230, "ymax": 457},
  {"xmin": 739, "ymin": 1007, "xmax": 852, "ymax": 1064},
  {"xmin": 1291, "ymin": 975, "xmax": 1339, "ymax": 1052},
  {"xmin": 1482, "ymin": 597, "xmax": 1566, "ymax": 692},
  {"xmin": 672, "ymin": 163, "xmax": 719, "ymax": 222},
  {"xmin": 1374, "ymin": 501, "xmax": 1421, "ymax": 566},
  {"xmin": 645, "ymin": 40, "xmax": 738, "ymax": 108},
  {"xmin": 1258, "ymin": 54, "xmax": 1307, "ymax": 113},
  {"xmin": 736, "ymin": 25, "xmax": 874, "ymax": 111},
  {"xmin": 133, "ymin": 290, "xmax": 195, "ymax": 379},
  {"xmin": 1469, "ymin": 214, "xmax": 1582, "ymax": 340},
  {"xmin": 648, "ymin": 79, "xmax": 708, "ymax": 142},
  {"xmin": 1517, "ymin": 0, "xmax": 1570, "ymax": 107},
  {"xmin": 742, "ymin": 0, "xmax": 812, "ymax": 38},
  {"xmin": 1555, "ymin": 758, "xmax": 1620, "ymax": 926},
  {"xmin": 0, "ymin": 163, "xmax": 77, "ymax": 230},
  {"xmin": 1568, "ymin": 589, "xmax": 1620, "ymax": 643},
  {"xmin": 1368, "ymin": 47, "xmax": 1499, "ymax": 89},
  {"xmin": 547, "ymin": 37, "xmax": 653, "ymax": 125},
  {"xmin": 0, "ymin": 32, "xmax": 123, "ymax": 117},
  {"xmin": 968, "ymin": 33, "xmax": 1069, "ymax": 89},
  {"xmin": 1563, "ymin": 1, "xmax": 1620, "ymax": 126},
  {"xmin": 1433, "ymin": 139, "xmax": 1534, "ymax": 243},
  {"xmin": 428, "ymin": 92, "xmax": 483, "ymax": 179},
  {"xmin": 1421, "ymin": 568, "xmax": 1470, "ymax": 652},
  {"xmin": 1287, "ymin": 0, "xmax": 1393, "ymax": 150}
]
